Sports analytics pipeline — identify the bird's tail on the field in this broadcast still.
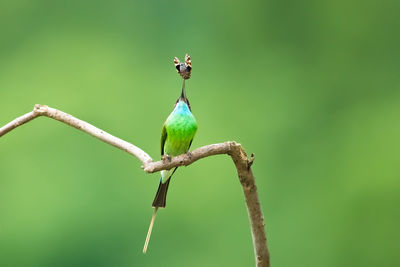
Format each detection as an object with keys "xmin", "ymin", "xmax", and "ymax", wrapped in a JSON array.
[
  {"xmin": 143, "ymin": 176, "xmax": 173, "ymax": 253},
  {"xmin": 143, "ymin": 179, "xmax": 171, "ymax": 253},
  {"xmin": 152, "ymin": 178, "xmax": 171, "ymax": 208},
  {"xmin": 143, "ymin": 207, "xmax": 158, "ymax": 253}
]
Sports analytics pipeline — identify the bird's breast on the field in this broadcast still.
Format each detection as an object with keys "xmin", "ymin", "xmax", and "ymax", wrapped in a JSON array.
[
  {"xmin": 165, "ymin": 113, "xmax": 197, "ymax": 141},
  {"xmin": 164, "ymin": 112, "xmax": 197, "ymax": 155}
]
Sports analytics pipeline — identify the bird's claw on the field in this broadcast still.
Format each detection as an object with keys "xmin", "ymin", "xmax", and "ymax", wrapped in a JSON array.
[
  {"xmin": 162, "ymin": 154, "xmax": 171, "ymax": 162},
  {"xmin": 186, "ymin": 151, "xmax": 193, "ymax": 159}
]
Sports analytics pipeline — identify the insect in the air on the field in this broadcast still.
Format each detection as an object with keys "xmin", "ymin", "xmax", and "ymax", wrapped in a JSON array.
[{"xmin": 174, "ymin": 53, "xmax": 192, "ymax": 79}]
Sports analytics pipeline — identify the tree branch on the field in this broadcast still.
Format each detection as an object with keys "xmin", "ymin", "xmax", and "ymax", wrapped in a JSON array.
[
  {"xmin": 0, "ymin": 104, "xmax": 270, "ymax": 267},
  {"xmin": 0, "ymin": 104, "xmax": 153, "ymax": 164}
]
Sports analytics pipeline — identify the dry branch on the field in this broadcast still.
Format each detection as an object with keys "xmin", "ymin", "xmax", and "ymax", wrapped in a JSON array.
[{"xmin": 0, "ymin": 104, "xmax": 270, "ymax": 267}]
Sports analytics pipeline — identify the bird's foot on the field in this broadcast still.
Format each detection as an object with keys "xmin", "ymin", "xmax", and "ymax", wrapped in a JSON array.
[
  {"xmin": 162, "ymin": 154, "xmax": 172, "ymax": 162},
  {"xmin": 186, "ymin": 151, "xmax": 193, "ymax": 159}
]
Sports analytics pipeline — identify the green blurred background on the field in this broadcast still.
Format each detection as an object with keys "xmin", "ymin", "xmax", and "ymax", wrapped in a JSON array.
[{"xmin": 1, "ymin": 1, "xmax": 399, "ymax": 266}]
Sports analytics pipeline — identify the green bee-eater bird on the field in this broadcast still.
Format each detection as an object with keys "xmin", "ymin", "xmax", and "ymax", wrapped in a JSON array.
[{"xmin": 143, "ymin": 79, "xmax": 197, "ymax": 253}]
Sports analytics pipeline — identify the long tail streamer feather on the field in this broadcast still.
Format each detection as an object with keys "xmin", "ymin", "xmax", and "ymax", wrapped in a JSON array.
[{"xmin": 143, "ymin": 207, "xmax": 158, "ymax": 253}]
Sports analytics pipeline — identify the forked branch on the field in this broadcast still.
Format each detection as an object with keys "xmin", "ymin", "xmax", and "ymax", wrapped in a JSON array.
[{"xmin": 0, "ymin": 104, "xmax": 270, "ymax": 267}]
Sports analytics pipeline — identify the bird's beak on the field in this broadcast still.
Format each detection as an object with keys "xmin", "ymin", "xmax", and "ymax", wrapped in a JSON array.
[{"xmin": 179, "ymin": 80, "xmax": 187, "ymax": 101}]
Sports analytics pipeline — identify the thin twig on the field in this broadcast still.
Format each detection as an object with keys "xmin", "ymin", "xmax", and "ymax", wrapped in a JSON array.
[{"xmin": 0, "ymin": 104, "xmax": 269, "ymax": 267}]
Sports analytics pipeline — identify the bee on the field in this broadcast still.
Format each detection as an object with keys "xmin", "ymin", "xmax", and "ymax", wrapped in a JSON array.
[{"xmin": 174, "ymin": 53, "xmax": 192, "ymax": 79}]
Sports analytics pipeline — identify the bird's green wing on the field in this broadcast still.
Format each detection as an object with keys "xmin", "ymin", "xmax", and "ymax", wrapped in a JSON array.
[{"xmin": 161, "ymin": 123, "xmax": 167, "ymax": 155}]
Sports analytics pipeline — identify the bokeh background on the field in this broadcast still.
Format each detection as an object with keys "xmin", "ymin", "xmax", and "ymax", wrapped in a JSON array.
[{"xmin": 1, "ymin": 1, "xmax": 399, "ymax": 266}]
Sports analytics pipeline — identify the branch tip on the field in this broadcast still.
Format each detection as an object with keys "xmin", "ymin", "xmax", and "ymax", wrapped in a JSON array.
[{"xmin": 248, "ymin": 153, "xmax": 255, "ymax": 169}]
